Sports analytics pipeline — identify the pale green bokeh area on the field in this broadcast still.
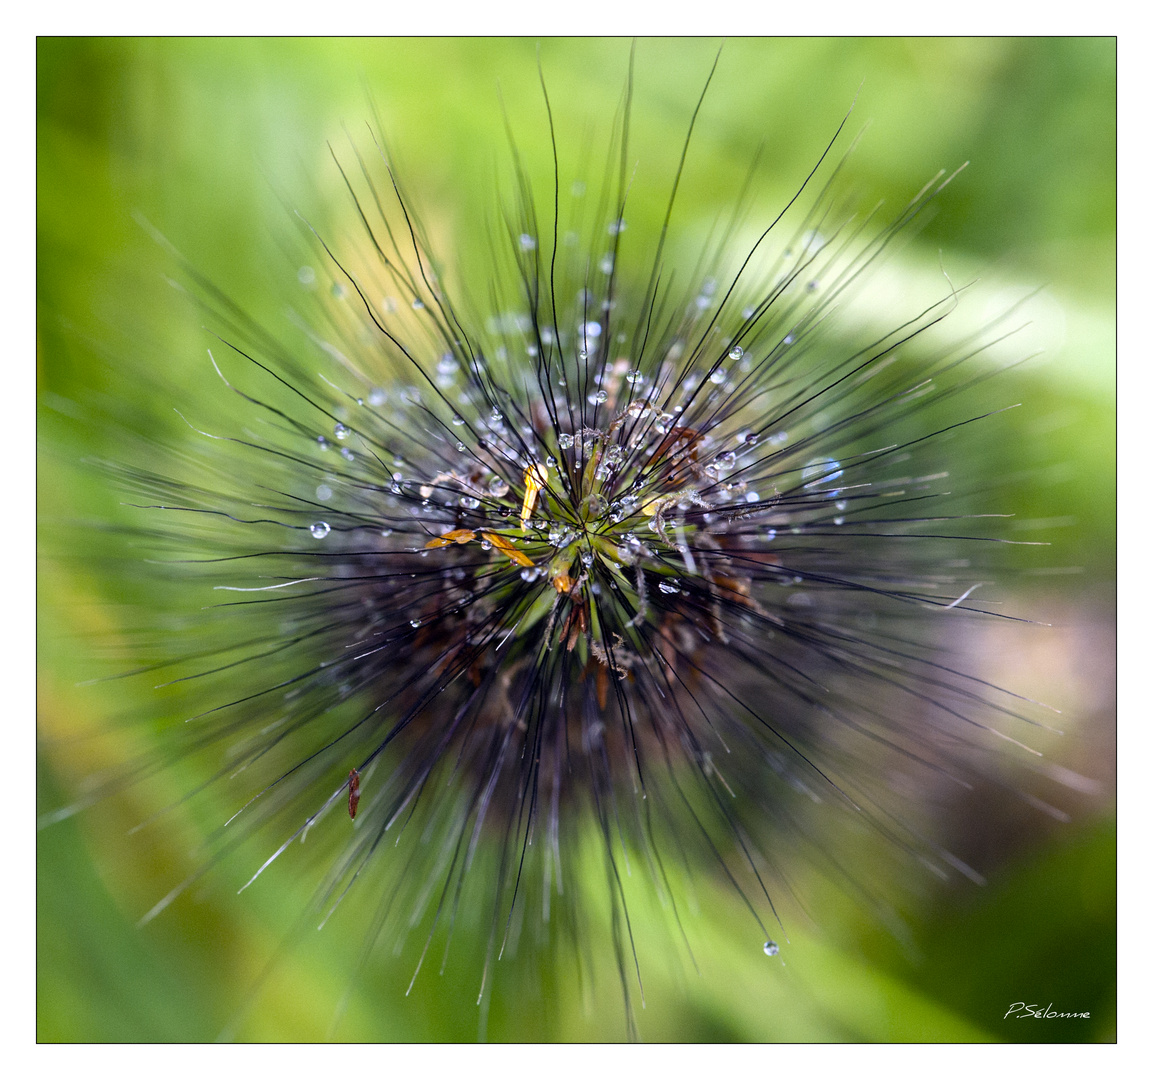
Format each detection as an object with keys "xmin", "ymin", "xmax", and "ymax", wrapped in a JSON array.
[{"xmin": 37, "ymin": 38, "xmax": 1115, "ymax": 1042}]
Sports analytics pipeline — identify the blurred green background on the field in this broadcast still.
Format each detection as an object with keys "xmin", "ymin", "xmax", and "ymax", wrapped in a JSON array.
[{"xmin": 37, "ymin": 38, "xmax": 1115, "ymax": 1042}]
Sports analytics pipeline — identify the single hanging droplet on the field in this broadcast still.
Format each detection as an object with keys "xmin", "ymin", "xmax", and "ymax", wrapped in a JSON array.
[
  {"xmin": 763, "ymin": 940, "xmax": 779, "ymax": 957},
  {"xmin": 310, "ymin": 522, "xmax": 330, "ymax": 539}
]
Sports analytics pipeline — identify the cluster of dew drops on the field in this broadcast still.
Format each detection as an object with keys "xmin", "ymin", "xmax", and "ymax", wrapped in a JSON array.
[{"xmin": 299, "ymin": 310, "xmax": 838, "ymax": 621}]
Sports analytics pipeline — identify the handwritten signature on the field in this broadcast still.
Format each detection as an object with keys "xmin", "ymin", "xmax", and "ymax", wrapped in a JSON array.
[{"xmin": 1004, "ymin": 1002, "xmax": 1090, "ymax": 1019}]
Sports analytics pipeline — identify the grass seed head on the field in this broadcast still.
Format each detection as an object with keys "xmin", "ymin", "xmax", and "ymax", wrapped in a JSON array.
[{"xmin": 39, "ymin": 43, "xmax": 1090, "ymax": 1041}]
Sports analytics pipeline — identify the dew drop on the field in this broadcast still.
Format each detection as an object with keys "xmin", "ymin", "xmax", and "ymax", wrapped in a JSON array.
[
  {"xmin": 728, "ymin": 345, "xmax": 744, "ymax": 361},
  {"xmin": 763, "ymin": 941, "xmax": 779, "ymax": 957},
  {"xmin": 316, "ymin": 484, "xmax": 333, "ymax": 501},
  {"xmin": 559, "ymin": 434, "xmax": 574, "ymax": 450},
  {"xmin": 310, "ymin": 522, "xmax": 330, "ymax": 539},
  {"xmin": 297, "ymin": 266, "xmax": 316, "ymax": 287},
  {"xmin": 460, "ymin": 496, "xmax": 480, "ymax": 510},
  {"xmin": 802, "ymin": 458, "xmax": 844, "ymax": 489},
  {"xmin": 368, "ymin": 388, "xmax": 386, "ymax": 406},
  {"xmin": 709, "ymin": 369, "xmax": 727, "ymax": 384},
  {"xmin": 452, "ymin": 415, "xmax": 465, "ymax": 426},
  {"xmin": 658, "ymin": 581, "xmax": 679, "ymax": 594},
  {"xmin": 334, "ymin": 423, "xmax": 350, "ymax": 440},
  {"xmin": 410, "ymin": 619, "xmax": 421, "ymax": 629}
]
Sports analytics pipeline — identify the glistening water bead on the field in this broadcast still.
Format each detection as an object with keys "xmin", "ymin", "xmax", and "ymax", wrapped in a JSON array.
[{"xmin": 64, "ymin": 52, "xmax": 1061, "ymax": 1041}]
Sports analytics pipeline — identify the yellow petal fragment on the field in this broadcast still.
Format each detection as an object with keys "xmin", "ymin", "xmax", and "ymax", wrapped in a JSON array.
[
  {"xmin": 481, "ymin": 531, "xmax": 535, "ymax": 568},
  {"xmin": 425, "ymin": 528, "xmax": 477, "ymax": 549},
  {"xmin": 521, "ymin": 463, "xmax": 549, "ymax": 526}
]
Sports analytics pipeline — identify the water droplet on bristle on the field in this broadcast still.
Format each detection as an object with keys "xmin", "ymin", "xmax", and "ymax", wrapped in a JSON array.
[
  {"xmin": 763, "ymin": 940, "xmax": 780, "ymax": 957},
  {"xmin": 310, "ymin": 522, "xmax": 330, "ymax": 539}
]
